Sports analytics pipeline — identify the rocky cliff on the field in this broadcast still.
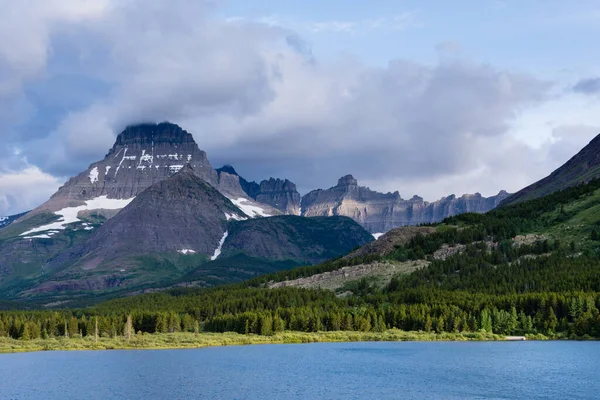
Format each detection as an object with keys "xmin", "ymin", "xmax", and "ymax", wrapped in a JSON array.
[
  {"xmin": 301, "ymin": 175, "xmax": 510, "ymax": 233},
  {"xmin": 216, "ymin": 165, "xmax": 301, "ymax": 214}
]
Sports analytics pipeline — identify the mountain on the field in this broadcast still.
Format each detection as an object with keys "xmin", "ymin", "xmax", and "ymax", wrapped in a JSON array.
[
  {"xmin": 0, "ymin": 166, "xmax": 372, "ymax": 303},
  {"xmin": 0, "ymin": 212, "xmax": 28, "ymax": 229},
  {"xmin": 29, "ymin": 166, "xmax": 247, "ymax": 295},
  {"xmin": 15, "ymin": 122, "xmax": 279, "ymax": 230},
  {"xmin": 216, "ymin": 165, "xmax": 301, "ymax": 214},
  {"xmin": 301, "ymin": 175, "xmax": 509, "ymax": 233},
  {"xmin": 502, "ymin": 133, "xmax": 600, "ymax": 205},
  {"xmin": 22, "ymin": 123, "xmax": 217, "ymax": 220}
]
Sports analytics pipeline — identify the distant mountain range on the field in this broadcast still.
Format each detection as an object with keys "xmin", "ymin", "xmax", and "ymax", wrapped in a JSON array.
[{"xmin": 301, "ymin": 175, "xmax": 509, "ymax": 233}]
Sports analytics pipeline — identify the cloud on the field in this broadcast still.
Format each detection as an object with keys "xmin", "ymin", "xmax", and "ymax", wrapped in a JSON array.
[
  {"xmin": 0, "ymin": 166, "xmax": 62, "ymax": 215},
  {"xmin": 0, "ymin": 0, "xmax": 596, "ymax": 211},
  {"xmin": 573, "ymin": 77, "xmax": 600, "ymax": 95},
  {"xmin": 229, "ymin": 12, "xmax": 416, "ymax": 35}
]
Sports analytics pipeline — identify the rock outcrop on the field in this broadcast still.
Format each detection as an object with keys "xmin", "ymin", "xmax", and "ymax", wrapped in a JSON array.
[
  {"xmin": 301, "ymin": 175, "xmax": 510, "ymax": 233},
  {"xmin": 216, "ymin": 165, "xmax": 301, "ymax": 214}
]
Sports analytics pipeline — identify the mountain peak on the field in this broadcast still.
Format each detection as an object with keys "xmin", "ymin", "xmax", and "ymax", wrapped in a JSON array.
[
  {"xmin": 113, "ymin": 122, "xmax": 197, "ymax": 148},
  {"xmin": 337, "ymin": 175, "xmax": 358, "ymax": 187},
  {"xmin": 216, "ymin": 165, "xmax": 239, "ymax": 176}
]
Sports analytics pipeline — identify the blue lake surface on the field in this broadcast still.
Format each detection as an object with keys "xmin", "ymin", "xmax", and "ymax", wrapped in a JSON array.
[{"xmin": 0, "ymin": 341, "xmax": 599, "ymax": 399}]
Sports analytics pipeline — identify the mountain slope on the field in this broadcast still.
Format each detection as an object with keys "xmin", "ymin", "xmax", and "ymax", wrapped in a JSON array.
[
  {"xmin": 222, "ymin": 215, "xmax": 373, "ymax": 264},
  {"xmin": 29, "ymin": 166, "xmax": 247, "ymax": 294},
  {"xmin": 502, "ymin": 133, "xmax": 600, "ymax": 205},
  {"xmin": 301, "ymin": 175, "xmax": 509, "ymax": 233},
  {"xmin": 180, "ymin": 216, "xmax": 374, "ymax": 288}
]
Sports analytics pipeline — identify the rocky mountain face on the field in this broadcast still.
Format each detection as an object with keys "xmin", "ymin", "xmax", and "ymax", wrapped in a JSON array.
[
  {"xmin": 216, "ymin": 165, "xmax": 301, "ymax": 214},
  {"xmin": 502, "ymin": 133, "xmax": 600, "ymax": 206},
  {"xmin": 301, "ymin": 175, "xmax": 510, "ymax": 233}
]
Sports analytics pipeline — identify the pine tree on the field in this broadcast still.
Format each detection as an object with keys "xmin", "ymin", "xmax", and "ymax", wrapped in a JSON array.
[
  {"xmin": 424, "ymin": 315, "xmax": 432, "ymax": 332},
  {"xmin": 547, "ymin": 307, "xmax": 558, "ymax": 333},
  {"xmin": 125, "ymin": 315, "xmax": 133, "ymax": 341}
]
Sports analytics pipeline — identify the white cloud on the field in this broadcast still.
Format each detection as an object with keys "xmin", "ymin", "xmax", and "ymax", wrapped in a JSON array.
[
  {"xmin": 229, "ymin": 12, "xmax": 416, "ymax": 35},
  {"xmin": 0, "ymin": 166, "xmax": 62, "ymax": 215}
]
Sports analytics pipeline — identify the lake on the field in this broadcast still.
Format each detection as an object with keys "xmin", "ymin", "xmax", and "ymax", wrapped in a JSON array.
[{"xmin": 0, "ymin": 341, "xmax": 598, "ymax": 399}]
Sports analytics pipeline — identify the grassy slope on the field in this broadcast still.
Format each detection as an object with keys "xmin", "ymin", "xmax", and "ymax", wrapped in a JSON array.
[{"xmin": 0, "ymin": 330, "xmax": 513, "ymax": 353}]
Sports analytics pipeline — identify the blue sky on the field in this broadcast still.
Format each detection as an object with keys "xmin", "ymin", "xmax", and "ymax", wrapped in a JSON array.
[
  {"xmin": 0, "ymin": 0, "xmax": 600, "ymax": 215},
  {"xmin": 220, "ymin": 0, "xmax": 600, "ymax": 71}
]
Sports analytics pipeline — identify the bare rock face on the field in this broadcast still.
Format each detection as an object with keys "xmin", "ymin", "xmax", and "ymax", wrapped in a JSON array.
[
  {"xmin": 301, "ymin": 175, "xmax": 510, "ymax": 233},
  {"xmin": 216, "ymin": 165, "xmax": 301, "ymax": 214},
  {"xmin": 255, "ymin": 178, "xmax": 301, "ymax": 215}
]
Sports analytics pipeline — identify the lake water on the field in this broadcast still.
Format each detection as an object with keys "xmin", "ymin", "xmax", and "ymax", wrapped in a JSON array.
[{"xmin": 0, "ymin": 341, "xmax": 598, "ymax": 399}]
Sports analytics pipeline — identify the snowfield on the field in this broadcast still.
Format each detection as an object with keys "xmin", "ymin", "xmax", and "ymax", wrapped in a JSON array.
[
  {"xmin": 20, "ymin": 196, "xmax": 135, "ymax": 237},
  {"xmin": 227, "ymin": 197, "xmax": 272, "ymax": 218}
]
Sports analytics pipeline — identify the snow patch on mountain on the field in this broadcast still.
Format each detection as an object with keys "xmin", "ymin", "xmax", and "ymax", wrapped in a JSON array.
[
  {"xmin": 211, "ymin": 231, "xmax": 228, "ymax": 261},
  {"xmin": 225, "ymin": 212, "xmax": 247, "ymax": 221},
  {"xmin": 169, "ymin": 165, "xmax": 184, "ymax": 173},
  {"xmin": 178, "ymin": 249, "xmax": 196, "ymax": 255},
  {"xmin": 227, "ymin": 197, "xmax": 272, "ymax": 218},
  {"xmin": 20, "ymin": 196, "xmax": 134, "ymax": 237},
  {"xmin": 372, "ymin": 233, "xmax": 384, "ymax": 240},
  {"xmin": 89, "ymin": 167, "xmax": 99, "ymax": 184}
]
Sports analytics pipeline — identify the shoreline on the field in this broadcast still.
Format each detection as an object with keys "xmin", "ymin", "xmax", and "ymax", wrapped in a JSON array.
[{"xmin": 0, "ymin": 330, "xmax": 549, "ymax": 354}]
